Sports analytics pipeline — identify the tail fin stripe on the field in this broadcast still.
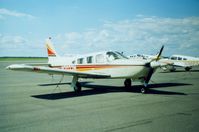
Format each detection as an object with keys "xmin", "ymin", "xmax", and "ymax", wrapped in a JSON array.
[
  {"xmin": 47, "ymin": 45, "xmax": 56, "ymax": 57},
  {"xmin": 47, "ymin": 48, "xmax": 56, "ymax": 56}
]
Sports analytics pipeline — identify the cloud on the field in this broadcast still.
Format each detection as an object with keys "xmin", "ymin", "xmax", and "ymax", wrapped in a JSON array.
[
  {"xmin": 0, "ymin": 8, "xmax": 35, "ymax": 19},
  {"xmin": 54, "ymin": 16, "xmax": 199, "ymax": 56},
  {"xmin": 0, "ymin": 35, "xmax": 45, "ymax": 57},
  {"xmin": 0, "ymin": 35, "xmax": 27, "ymax": 49},
  {"xmin": 1, "ymin": 16, "xmax": 198, "ymax": 57}
]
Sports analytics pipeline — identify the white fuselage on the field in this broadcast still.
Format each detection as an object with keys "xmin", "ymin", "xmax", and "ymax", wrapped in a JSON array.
[
  {"xmin": 169, "ymin": 55, "xmax": 199, "ymax": 66},
  {"xmin": 161, "ymin": 54, "xmax": 199, "ymax": 71},
  {"xmin": 48, "ymin": 51, "xmax": 150, "ymax": 80}
]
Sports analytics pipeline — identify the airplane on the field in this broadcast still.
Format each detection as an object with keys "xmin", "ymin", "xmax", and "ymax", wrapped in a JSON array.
[
  {"xmin": 161, "ymin": 54, "xmax": 199, "ymax": 72},
  {"xmin": 6, "ymin": 38, "xmax": 166, "ymax": 94},
  {"xmin": 129, "ymin": 53, "xmax": 199, "ymax": 72}
]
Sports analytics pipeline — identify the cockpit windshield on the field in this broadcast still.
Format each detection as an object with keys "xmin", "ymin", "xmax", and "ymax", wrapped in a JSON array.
[
  {"xmin": 115, "ymin": 51, "xmax": 128, "ymax": 59},
  {"xmin": 106, "ymin": 51, "xmax": 128, "ymax": 61}
]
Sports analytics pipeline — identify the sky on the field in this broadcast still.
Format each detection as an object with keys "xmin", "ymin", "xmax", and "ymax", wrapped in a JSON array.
[{"xmin": 0, "ymin": 0, "xmax": 199, "ymax": 57}]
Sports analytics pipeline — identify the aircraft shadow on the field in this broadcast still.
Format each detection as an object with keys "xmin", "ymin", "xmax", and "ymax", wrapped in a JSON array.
[
  {"xmin": 160, "ymin": 70, "xmax": 199, "ymax": 73},
  {"xmin": 38, "ymin": 81, "xmax": 93, "ymax": 86},
  {"xmin": 32, "ymin": 82, "xmax": 189, "ymax": 100}
]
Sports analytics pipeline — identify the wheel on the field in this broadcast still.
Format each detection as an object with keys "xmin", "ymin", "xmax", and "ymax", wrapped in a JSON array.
[
  {"xmin": 185, "ymin": 67, "xmax": 191, "ymax": 71},
  {"xmin": 170, "ymin": 68, "xmax": 176, "ymax": 72},
  {"xmin": 141, "ymin": 87, "xmax": 148, "ymax": 94},
  {"xmin": 74, "ymin": 82, "xmax": 81, "ymax": 93},
  {"xmin": 124, "ymin": 79, "xmax": 131, "ymax": 88}
]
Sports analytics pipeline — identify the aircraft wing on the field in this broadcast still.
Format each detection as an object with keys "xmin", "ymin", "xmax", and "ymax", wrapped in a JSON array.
[
  {"xmin": 6, "ymin": 64, "xmax": 110, "ymax": 78},
  {"xmin": 23, "ymin": 63, "xmax": 50, "ymax": 66}
]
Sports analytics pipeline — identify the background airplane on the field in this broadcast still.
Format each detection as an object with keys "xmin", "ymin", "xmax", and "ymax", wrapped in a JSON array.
[
  {"xmin": 129, "ymin": 53, "xmax": 199, "ymax": 72},
  {"xmin": 6, "ymin": 38, "xmax": 166, "ymax": 94},
  {"xmin": 161, "ymin": 54, "xmax": 199, "ymax": 71}
]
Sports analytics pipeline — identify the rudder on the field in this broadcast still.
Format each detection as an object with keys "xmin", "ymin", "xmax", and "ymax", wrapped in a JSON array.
[{"xmin": 46, "ymin": 37, "xmax": 58, "ymax": 57}]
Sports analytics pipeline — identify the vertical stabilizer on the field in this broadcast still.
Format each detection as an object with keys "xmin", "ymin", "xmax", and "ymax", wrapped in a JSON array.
[
  {"xmin": 46, "ymin": 37, "xmax": 58, "ymax": 57},
  {"xmin": 45, "ymin": 37, "xmax": 60, "ymax": 66}
]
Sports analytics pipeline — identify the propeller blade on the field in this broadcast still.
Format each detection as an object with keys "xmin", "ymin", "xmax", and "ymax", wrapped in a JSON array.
[
  {"xmin": 145, "ymin": 68, "xmax": 154, "ymax": 84},
  {"xmin": 144, "ymin": 45, "xmax": 164, "ymax": 85},
  {"xmin": 156, "ymin": 45, "xmax": 164, "ymax": 61}
]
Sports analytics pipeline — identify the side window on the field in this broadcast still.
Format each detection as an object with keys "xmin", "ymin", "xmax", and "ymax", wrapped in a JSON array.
[
  {"xmin": 178, "ymin": 57, "xmax": 182, "ymax": 60},
  {"xmin": 96, "ymin": 54, "xmax": 105, "ymax": 63},
  {"xmin": 72, "ymin": 60, "xmax": 76, "ymax": 64},
  {"xmin": 87, "ymin": 56, "xmax": 93, "ymax": 64},
  {"xmin": 77, "ymin": 58, "xmax": 84, "ymax": 64},
  {"xmin": 171, "ymin": 57, "xmax": 177, "ymax": 60},
  {"xmin": 183, "ymin": 58, "xmax": 187, "ymax": 60}
]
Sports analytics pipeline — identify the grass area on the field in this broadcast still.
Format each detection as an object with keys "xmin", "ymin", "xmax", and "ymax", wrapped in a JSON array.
[{"xmin": 0, "ymin": 57, "xmax": 48, "ymax": 61}]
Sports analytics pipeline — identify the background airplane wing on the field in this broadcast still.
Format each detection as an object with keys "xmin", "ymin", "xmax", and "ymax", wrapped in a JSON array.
[
  {"xmin": 6, "ymin": 64, "xmax": 110, "ymax": 78},
  {"xmin": 171, "ymin": 61, "xmax": 193, "ymax": 67}
]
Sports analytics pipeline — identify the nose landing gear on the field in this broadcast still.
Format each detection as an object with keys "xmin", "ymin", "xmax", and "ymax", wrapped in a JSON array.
[
  {"xmin": 140, "ymin": 87, "xmax": 149, "ymax": 94},
  {"xmin": 124, "ymin": 78, "xmax": 149, "ymax": 94}
]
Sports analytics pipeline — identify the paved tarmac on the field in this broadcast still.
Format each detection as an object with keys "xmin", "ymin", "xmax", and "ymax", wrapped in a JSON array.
[{"xmin": 1, "ymin": 61, "xmax": 199, "ymax": 132}]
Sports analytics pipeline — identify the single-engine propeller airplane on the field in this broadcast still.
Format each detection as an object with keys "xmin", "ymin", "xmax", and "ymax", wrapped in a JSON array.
[
  {"xmin": 6, "ymin": 38, "xmax": 167, "ymax": 94},
  {"xmin": 161, "ymin": 54, "xmax": 199, "ymax": 72}
]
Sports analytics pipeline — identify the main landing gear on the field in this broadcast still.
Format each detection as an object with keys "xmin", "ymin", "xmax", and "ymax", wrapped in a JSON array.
[
  {"xmin": 185, "ymin": 67, "xmax": 191, "ymax": 71},
  {"xmin": 124, "ymin": 79, "xmax": 149, "ymax": 94},
  {"xmin": 71, "ymin": 76, "xmax": 81, "ymax": 93},
  {"xmin": 124, "ymin": 79, "xmax": 131, "ymax": 89}
]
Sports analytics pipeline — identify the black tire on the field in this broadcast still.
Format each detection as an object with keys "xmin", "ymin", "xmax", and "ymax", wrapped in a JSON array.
[
  {"xmin": 74, "ymin": 82, "xmax": 81, "ymax": 93},
  {"xmin": 124, "ymin": 79, "xmax": 131, "ymax": 88},
  {"xmin": 170, "ymin": 68, "xmax": 176, "ymax": 72},
  {"xmin": 185, "ymin": 67, "xmax": 191, "ymax": 71}
]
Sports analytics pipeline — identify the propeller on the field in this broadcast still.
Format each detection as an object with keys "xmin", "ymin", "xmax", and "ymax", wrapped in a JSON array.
[
  {"xmin": 155, "ymin": 45, "xmax": 164, "ymax": 61},
  {"xmin": 144, "ymin": 45, "xmax": 164, "ymax": 85},
  {"xmin": 145, "ymin": 68, "xmax": 154, "ymax": 84}
]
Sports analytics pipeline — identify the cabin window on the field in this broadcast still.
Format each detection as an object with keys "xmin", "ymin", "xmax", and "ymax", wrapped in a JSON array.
[
  {"xmin": 72, "ymin": 60, "xmax": 76, "ymax": 64},
  {"xmin": 106, "ymin": 51, "xmax": 128, "ymax": 61},
  {"xmin": 183, "ymin": 58, "xmax": 187, "ymax": 60},
  {"xmin": 77, "ymin": 58, "xmax": 84, "ymax": 64},
  {"xmin": 106, "ymin": 52, "xmax": 120, "ymax": 60},
  {"xmin": 96, "ymin": 54, "xmax": 105, "ymax": 63},
  {"xmin": 171, "ymin": 57, "xmax": 177, "ymax": 60},
  {"xmin": 178, "ymin": 57, "xmax": 182, "ymax": 60},
  {"xmin": 87, "ymin": 56, "xmax": 93, "ymax": 64}
]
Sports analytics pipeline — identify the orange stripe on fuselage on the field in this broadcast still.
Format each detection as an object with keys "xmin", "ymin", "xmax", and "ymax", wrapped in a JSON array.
[
  {"xmin": 50, "ymin": 65, "xmax": 144, "ymax": 72},
  {"xmin": 76, "ymin": 65, "xmax": 121, "ymax": 71}
]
